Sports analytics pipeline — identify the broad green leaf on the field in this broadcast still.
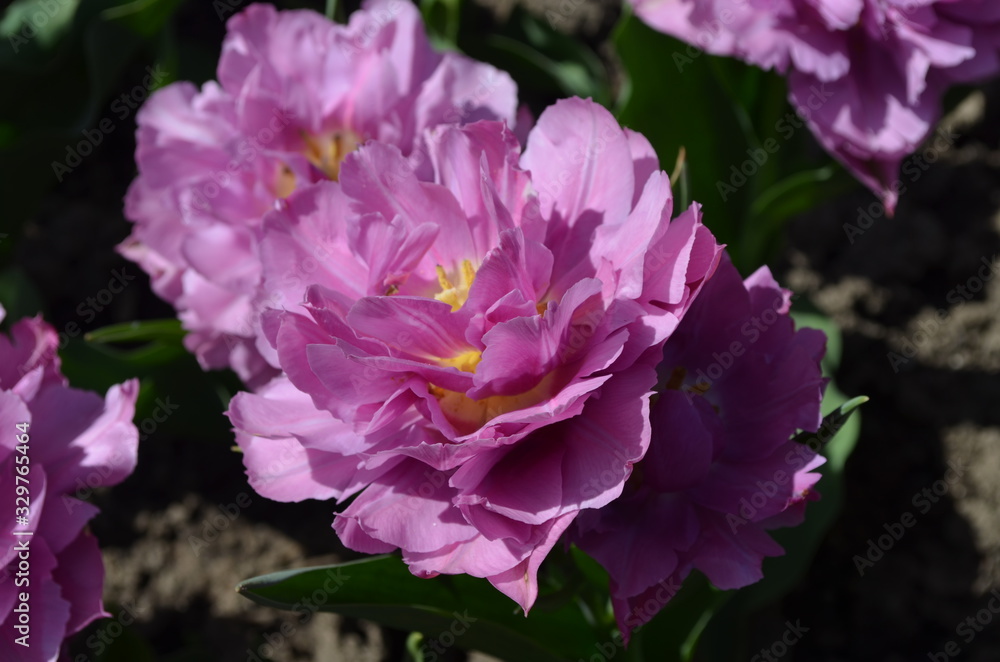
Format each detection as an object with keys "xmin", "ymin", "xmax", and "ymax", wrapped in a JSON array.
[
  {"xmin": 613, "ymin": 9, "xmax": 751, "ymax": 258},
  {"xmin": 238, "ymin": 555, "xmax": 603, "ymax": 662}
]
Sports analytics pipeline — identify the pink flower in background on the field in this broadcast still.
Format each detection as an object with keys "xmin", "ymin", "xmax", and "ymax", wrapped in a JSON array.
[
  {"xmin": 122, "ymin": 0, "xmax": 518, "ymax": 387},
  {"xmin": 633, "ymin": 0, "xmax": 1000, "ymax": 212},
  {"xmin": 0, "ymin": 305, "xmax": 139, "ymax": 661},
  {"xmin": 573, "ymin": 255, "xmax": 827, "ymax": 640},
  {"xmin": 229, "ymin": 97, "xmax": 722, "ymax": 610}
]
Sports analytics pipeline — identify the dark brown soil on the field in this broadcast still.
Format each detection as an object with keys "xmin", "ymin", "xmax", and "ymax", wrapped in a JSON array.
[{"xmin": 770, "ymin": 82, "xmax": 1000, "ymax": 662}]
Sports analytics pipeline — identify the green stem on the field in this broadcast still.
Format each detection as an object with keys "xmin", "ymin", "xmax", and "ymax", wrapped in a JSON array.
[{"xmin": 325, "ymin": 0, "xmax": 338, "ymax": 21}]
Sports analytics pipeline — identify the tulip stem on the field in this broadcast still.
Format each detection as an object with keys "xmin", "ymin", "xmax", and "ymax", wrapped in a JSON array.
[{"xmin": 325, "ymin": 0, "xmax": 338, "ymax": 21}]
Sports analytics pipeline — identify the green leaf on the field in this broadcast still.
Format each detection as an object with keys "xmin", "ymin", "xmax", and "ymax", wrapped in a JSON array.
[
  {"xmin": 791, "ymin": 395, "xmax": 868, "ymax": 450},
  {"xmin": 461, "ymin": 6, "xmax": 610, "ymax": 107},
  {"xmin": 613, "ymin": 9, "xmax": 751, "ymax": 257},
  {"xmin": 406, "ymin": 632, "xmax": 426, "ymax": 662},
  {"xmin": 420, "ymin": 0, "xmax": 461, "ymax": 49},
  {"xmin": 0, "ymin": 0, "xmax": 81, "ymax": 63},
  {"xmin": 238, "ymin": 555, "xmax": 603, "ymax": 662},
  {"xmin": 85, "ymin": 318, "xmax": 185, "ymax": 344},
  {"xmin": 0, "ymin": 266, "xmax": 45, "ymax": 322},
  {"xmin": 631, "ymin": 573, "xmax": 731, "ymax": 662}
]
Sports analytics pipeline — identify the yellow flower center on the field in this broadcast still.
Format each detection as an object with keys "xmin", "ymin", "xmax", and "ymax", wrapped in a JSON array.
[
  {"xmin": 434, "ymin": 259, "xmax": 477, "ymax": 311},
  {"xmin": 304, "ymin": 130, "xmax": 361, "ymax": 181},
  {"xmin": 428, "ymin": 261, "xmax": 555, "ymax": 432},
  {"xmin": 439, "ymin": 349, "xmax": 482, "ymax": 373},
  {"xmin": 275, "ymin": 129, "xmax": 363, "ymax": 198},
  {"xmin": 663, "ymin": 366, "xmax": 710, "ymax": 394},
  {"xmin": 429, "ymin": 374, "xmax": 557, "ymax": 435}
]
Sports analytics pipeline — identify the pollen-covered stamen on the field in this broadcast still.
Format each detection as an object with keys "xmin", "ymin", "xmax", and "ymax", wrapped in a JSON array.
[
  {"xmin": 303, "ymin": 130, "xmax": 362, "ymax": 181},
  {"xmin": 663, "ymin": 366, "xmax": 711, "ymax": 395},
  {"xmin": 439, "ymin": 349, "xmax": 482, "ymax": 373},
  {"xmin": 434, "ymin": 259, "xmax": 477, "ymax": 311},
  {"xmin": 276, "ymin": 129, "xmax": 363, "ymax": 197},
  {"xmin": 429, "ymin": 345, "xmax": 556, "ymax": 433},
  {"xmin": 429, "ymin": 373, "xmax": 558, "ymax": 434},
  {"xmin": 664, "ymin": 366, "xmax": 687, "ymax": 391}
]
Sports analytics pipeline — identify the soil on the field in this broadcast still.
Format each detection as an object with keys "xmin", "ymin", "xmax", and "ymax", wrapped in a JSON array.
[
  {"xmin": 770, "ymin": 82, "xmax": 1000, "ymax": 662},
  {"xmin": 5, "ymin": 0, "xmax": 1000, "ymax": 660}
]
